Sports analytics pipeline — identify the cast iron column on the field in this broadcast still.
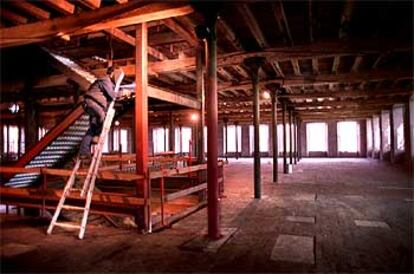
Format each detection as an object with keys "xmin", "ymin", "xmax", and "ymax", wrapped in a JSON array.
[
  {"xmin": 196, "ymin": 44, "xmax": 206, "ymax": 163},
  {"xmin": 282, "ymin": 101, "xmax": 288, "ymax": 173},
  {"xmin": 389, "ymin": 107, "xmax": 395, "ymax": 163},
  {"xmin": 289, "ymin": 108, "xmax": 293, "ymax": 165},
  {"xmin": 169, "ymin": 112, "xmax": 175, "ymax": 153},
  {"xmin": 379, "ymin": 112, "xmax": 384, "ymax": 160},
  {"xmin": 196, "ymin": 9, "xmax": 221, "ymax": 239},
  {"xmin": 245, "ymin": 57, "xmax": 265, "ymax": 199},
  {"xmin": 293, "ymin": 115, "xmax": 298, "ymax": 164},
  {"xmin": 224, "ymin": 118, "xmax": 228, "ymax": 161},
  {"xmin": 235, "ymin": 122, "xmax": 239, "ymax": 160},
  {"xmin": 271, "ymin": 88, "xmax": 278, "ymax": 183}
]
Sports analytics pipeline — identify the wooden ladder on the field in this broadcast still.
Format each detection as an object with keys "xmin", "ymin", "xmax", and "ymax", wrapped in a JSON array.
[{"xmin": 47, "ymin": 71, "xmax": 125, "ymax": 239}]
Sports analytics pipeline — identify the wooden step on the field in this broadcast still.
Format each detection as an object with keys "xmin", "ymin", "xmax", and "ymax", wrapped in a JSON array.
[
  {"xmin": 54, "ymin": 222, "xmax": 81, "ymax": 230},
  {"xmin": 62, "ymin": 205, "xmax": 84, "ymax": 211}
]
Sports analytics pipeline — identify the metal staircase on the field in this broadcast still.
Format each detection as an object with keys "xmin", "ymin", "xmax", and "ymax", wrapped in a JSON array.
[{"xmin": 4, "ymin": 107, "xmax": 88, "ymax": 188}]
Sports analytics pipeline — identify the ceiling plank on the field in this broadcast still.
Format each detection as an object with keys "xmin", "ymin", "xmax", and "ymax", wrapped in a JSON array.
[
  {"xmin": 8, "ymin": 1, "xmax": 50, "ymax": 20},
  {"xmin": 43, "ymin": 0, "xmax": 75, "ymax": 15},
  {"xmin": 237, "ymin": 4, "xmax": 269, "ymax": 48},
  {"xmin": 0, "ymin": 3, "xmax": 194, "ymax": 48}
]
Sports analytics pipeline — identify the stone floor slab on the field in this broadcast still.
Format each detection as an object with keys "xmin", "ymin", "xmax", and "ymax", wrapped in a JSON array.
[
  {"xmin": 354, "ymin": 220, "xmax": 390, "ymax": 229},
  {"xmin": 1, "ymin": 243, "xmax": 37, "ymax": 259},
  {"xmin": 286, "ymin": 216, "xmax": 315, "ymax": 224},
  {"xmin": 270, "ymin": 234, "xmax": 315, "ymax": 265},
  {"xmin": 293, "ymin": 194, "xmax": 316, "ymax": 202}
]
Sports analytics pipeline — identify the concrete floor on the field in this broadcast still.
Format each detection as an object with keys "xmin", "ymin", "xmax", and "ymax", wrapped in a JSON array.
[{"xmin": 1, "ymin": 158, "xmax": 413, "ymax": 273}]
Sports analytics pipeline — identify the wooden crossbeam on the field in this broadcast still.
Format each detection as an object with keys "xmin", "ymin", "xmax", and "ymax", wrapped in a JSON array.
[
  {"xmin": 162, "ymin": 18, "xmax": 198, "ymax": 47},
  {"xmin": 1, "ymin": 9, "xmax": 28, "ymax": 25},
  {"xmin": 272, "ymin": 1, "xmax": 293, "ymax": 46},
  {"xmin": 237, "ymin": 4, "xmax": 269, "ymax": 48},
  {"xmin": 332, "ymin": 56, "xmax": 341, "ymax": 74},
  {"xmin": 351, "ymin": 55, "xmax": 363, "ymax": 72},
  {"xmin": 9, "ymin": 1, "xmax": 50, "ymax": 20},
  {"xmin": 44, "ymin": 0, "xmax": 75, "ymax": 15},
  {"xmin": 217, "ymin": 18, "xmax": 243, "ymax": 50},
  {"xmin": 291, "ymin": 59, "xmax": 301, "ymax": 75},
  {"xmin": 312, "ymin": 58, "xmax": 319, "ymax": 74},
  {"xmin": 78, "ymin": 0, "xmax": 102, "ymax": 10},
  {"xmin": 0, "ymin": 3, "xmax": 194, "ymax": 48}
]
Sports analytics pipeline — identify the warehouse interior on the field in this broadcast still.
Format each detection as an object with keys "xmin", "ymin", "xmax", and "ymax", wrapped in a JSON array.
[{"xmin": 0, "ymin": 1, "xmax": 413, "ymax": 273}]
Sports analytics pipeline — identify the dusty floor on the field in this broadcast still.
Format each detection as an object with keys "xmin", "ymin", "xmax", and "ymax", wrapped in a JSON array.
[{"xmin": 1, "ymin": 158, "xmax": 413, "ymax": 273}]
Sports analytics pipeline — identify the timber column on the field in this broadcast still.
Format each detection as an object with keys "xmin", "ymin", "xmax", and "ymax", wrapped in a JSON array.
[
  {"xmin": 271, "ymin": 86, "xmax": 279, "ymax": 183},
  {"xmin": 196, "ymin": 6, "xmax": 221, "ymax": 240},
  {"xmin": 135, "ymin": 23, "xmax": 149, "ymax": 231},
  {"xmin": 244, "ymin": 57, "xmax": 266, "ymax": 199}
]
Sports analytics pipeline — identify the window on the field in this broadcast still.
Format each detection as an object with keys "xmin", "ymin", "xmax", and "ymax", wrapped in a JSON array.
[
  {"xmin": 38, "ymin": 127, "xmax": 47, "ymax": 140},
  {"xmin": 249, "ymin": 124, "xmax": 269, "ymax": 153},
  {"xmin": 175, "ymin": 127, "xmax": 192, "ymax": 153},
  {"xmin": 153, "ymin": 127, "xmax": 169, "ymax": 154},
  {"xmin": 306, "ymin": 122, "xmax": 328, "ymax": 152},
  {"xmin": 394, "ymin": 107, "xmax": 405, "ymax": 151},
  {"xmin": 113, "ymin": 128, "xmax": 128, "ymax": 152},
  {"xmin": 8, "ymin": 125, "xmax": 19, "ymax": 154},
  {"xmin": 277, "ymin": 124, "xmax": 291, "ymax": 153},
  {"xmin": 366, "ymin": 119, "xmax": 372, "ymax": 151},
  {"xmin": 223, "ymin": 125, "xmax": 242, "ymax": 153},
  {"xmin": 337, "ymin": 121, "xmax": 359, "ymax": 153},
  {"xmin": 373, "ymin": 116, "xmax": 380, "ymax": 150}
]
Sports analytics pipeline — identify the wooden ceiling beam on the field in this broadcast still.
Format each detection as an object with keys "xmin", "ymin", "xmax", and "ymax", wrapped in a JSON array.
[
  {"xmin": 78, "ymin": 0, "xmax": 102, "ymax": 10},
  {"xmin": 339, "ymin": 0, "xmax": 355, "ymax": 39},
  {"xmin": 237, "ymin": 4, "xmax": 269, "ymax": 48},
  {"xmin": 272, "ymin": 1, "xmax": 293, "ymax": 46},
  {"xmin": 332, "ymin": 56, "xmax": 341, "ymax": 74},
  {"xmin": 291, "ymin": 59, "xmax": 301, "ymax": 76},
  {"xmin": 1, "ymin": 9, "xmax": 28, "ymax": 25},
  {"xmin": 351, "ymin": 55, "xmax": 363, "ymax": 72},
  {"xmin": 0, "ymin": 3, "xmax": 194, "ymax": 48},
  {"xmin": 162, "ymin": 18, "xmax": 198, "ymax": 47},
  {"xmin": 8, "ymin": 1, "xmax": 50, "ymax": 20},
  {"xmin": 217, "ymin": 18, "xmax": 243, "ymax": 50},
  {"xmin": 43, "ymin": 0, "xmax": 75, "ymax": 15},
  {"xmin": 312, "ymin": 58, "xmax": 319, "ymax": 75}
]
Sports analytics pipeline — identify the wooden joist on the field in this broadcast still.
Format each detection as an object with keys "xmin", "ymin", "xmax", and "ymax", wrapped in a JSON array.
[
  {"xmin": 0, "ymin": 2, "xmax": 194, "ymax": 48},
  {"xmin": 237, "ymin": 4, "xmax": 269, "ymax": 48},
  {"xmin": 162, "ymin": 18, "xmax": 198, "ymax": 47},
  {"xmin": 43, "ymin": 0, "xmax": 75, "ymax": 15},
  {"xmin": 1, "ymin": 9, "xmax": 28, "ymax": 25},
  {"xmin": 148, "ymin": 85, "xmax": 201, "ymax": 109},
  {"xmin": 8, "ymin": 1, "xmax": 51, "ymax": 20}
]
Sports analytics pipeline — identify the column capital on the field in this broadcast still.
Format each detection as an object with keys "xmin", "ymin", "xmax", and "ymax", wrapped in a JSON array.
[{"xmin": 243, "ymin": 57, "xmax": 266, "ymax": 78}]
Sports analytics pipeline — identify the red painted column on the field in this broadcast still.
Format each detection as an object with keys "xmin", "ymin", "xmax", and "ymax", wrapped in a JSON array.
[
  {"xmin": 205, "ymin": 16, "xmax": 221, "ymax": 240},
  {"xmin": 135, "ymin": 23, "xmax": 149, "ymax": 231}
]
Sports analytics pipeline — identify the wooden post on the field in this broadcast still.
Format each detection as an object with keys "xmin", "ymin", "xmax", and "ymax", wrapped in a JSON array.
[
  {"xmin": 135, "ymin": 23, "xmax": 149, "ymax": 231},
  {"xmin": 244, "ymin": 57, "xmax": 265, "ymax": 199},
  {"xmin": 24, "ymin": 89, "xmax": 38, "ymax": 152},
  {"xmin": 271, "ymin": 88, "xmax": 278, "ymax": 183},
  {"xmin": 196, "ymin": 44, "xmax": 205, "ymax": 164}
]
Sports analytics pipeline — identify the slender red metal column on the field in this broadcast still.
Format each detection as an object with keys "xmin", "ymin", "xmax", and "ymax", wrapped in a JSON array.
[
  {"xmin": 135, "ymin": 23, "xmax": 149, "ymax": 231},
  {"xmin": 196, "ymin": 44, "xmax": 206, "ymax": 164},
  {"xmin": 271, "ymin": 88, "xmax": 278, "ymax": 183},
  {"xmin": 389, "ymin": 106, "xmax": 395, "ymax": 163},
  {"xmin": 289, "ymin": 108, "xmax": 293, "ymax": 165},
  {"xmin": 169, "ymin": 112, "xmax": 175, "ymax": 152},
  {"xmin": 293, "ymin": 115, "xmax": 298, "ymax": 164},
  {"xmin": 203, "ymin": 15, "xmax": 221, "ymax": 240},
  {"xmin": 282, "ymin": 102, "xmax": 288, "ymax": 174},
  {"xmin": 379, "ymin": 112, "xmax": 384, "ymax": 160},
  {"xmin": 224, "ymin": 117, "xmax": 228, "ymax": 161}
]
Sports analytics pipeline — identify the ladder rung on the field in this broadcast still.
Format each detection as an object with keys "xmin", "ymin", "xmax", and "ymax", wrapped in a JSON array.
[
  {"xmin": 62, "ymin": 205, "xmax": 84, "ymax": 211},
  {"xmin": 54, "ymin": 222, "xmax": 81, "ymax": 230}
]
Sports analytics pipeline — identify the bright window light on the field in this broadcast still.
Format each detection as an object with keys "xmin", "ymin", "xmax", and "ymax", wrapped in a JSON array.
[
  {"xmin": 153, "ymin": 127, "xmax": 169, "ymax": 153},
  {"xmin": 277, "ymin": 124, "xmax": 291, "ymax": 153},
  {"xmin": 394, "ymin": 107, "xmax": 405, "ymax": 151},
  {"xmin": 223, "ymin": 125, "xmax": 242, "ymax": 153},
  {"xmin": 113, "ymin": 128, "xmax": 128, "ymax": 152},
  {"xmin": 175, "ymin": 127, "xmax": 192, "ymax": 153},
  {"xmin": 306, "ymin": 122, "xmax": 328, "ymax": 152},
  {"xmin": 373, "ymin": 116, "xmax": 380, "ymax": 150},
  {"xmin": 249, "ymin": 124, "xmax": 269, "ymax": 153},
  {"xmin": 337, "ymin": 121, "xmax": 359, "ymax": 153},
  {"xmin": 366, "ymin": 119, "xmax": 373, "ymax": 151}
]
